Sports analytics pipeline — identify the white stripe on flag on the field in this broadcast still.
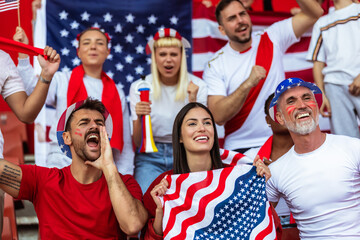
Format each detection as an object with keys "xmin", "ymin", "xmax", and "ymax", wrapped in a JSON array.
[
  {"xmin": 283, "ymin": 52, "xmax": 314, "ymax": 72},
  {"xmin": 0, "ymin": 0, "xmax": 18, "ymax": 12}
]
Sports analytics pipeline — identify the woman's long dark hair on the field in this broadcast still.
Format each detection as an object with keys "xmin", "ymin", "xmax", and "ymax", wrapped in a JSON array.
[{"xmin": 172, "ymin": 102, "xmax": 223, "ymax": 174}]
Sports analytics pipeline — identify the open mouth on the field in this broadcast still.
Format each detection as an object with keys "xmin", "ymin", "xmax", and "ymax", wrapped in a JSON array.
[
  {"xmin": 194, "ymin": 136, "xmax": 209, "ymax": 142},
  {"xmin": 86, "ymin": 133, "xmax": 99, "ymax": 147},
  {"xmin": 164, "ymin": 66, "xmax": 173, "ymax": 70},
  {"xmin": 236, "ymin": 25, "xmax": 248, "ymax": 33},
  {"xmin": 296, "ymin": 113, "xmax": 310, "ymax": 120}
]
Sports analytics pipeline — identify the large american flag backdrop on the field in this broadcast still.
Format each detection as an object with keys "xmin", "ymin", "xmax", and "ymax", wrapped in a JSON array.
[
  {"xmin": 162, "ymin": 165, "xmax": 276, "ymax": 240},
  {"xmin": 35, "ymin": 0, "xmax": 315, "ymax": 97},
  {"xmin": 31, "ymin": 0, "xmax": 329, "ymax": 162}
]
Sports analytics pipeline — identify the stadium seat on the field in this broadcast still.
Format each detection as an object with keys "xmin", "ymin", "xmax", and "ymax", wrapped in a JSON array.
[
  {"xmin": 1, "ymin": 216, "xmax": 12, "ymax": 240},
  {"xmin": 3, "ymin": 193, "xmax": 18, "ymax": 240},
  {"xmin": 0, "ymin": 111, "xmax": 27, "ymax": 143},
  {"xmin": 3, "ymin": 133, "xmax": 24, "ymax": 165}
]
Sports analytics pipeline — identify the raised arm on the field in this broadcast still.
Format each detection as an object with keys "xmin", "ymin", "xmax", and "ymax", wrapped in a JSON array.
[
  {"xmin": 292, "ymin": 0, "xmax": 324, "ymax": 38},
  {"xmin": 208, "ymin": 65, "xmax": 266, "ymax": 125},
  {"xmin": 5, "ymin": 46, "xmax": 60, "ymax": 123},
  {"xmin": 86, "ymin": 126, "xmax": 148, "ymax": 235},
  {"xmin": 0, "ymin": 159, "xmax": 22, "ymax": 198},
  {"xmin": 313, "ymin": 60, "xmax": 331, "ymax": 117}
]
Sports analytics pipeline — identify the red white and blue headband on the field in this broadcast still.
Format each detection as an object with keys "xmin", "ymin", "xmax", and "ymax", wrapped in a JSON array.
[
  {"xmin": 56, "ymin": 99, "xmax": 113, "ymax": 159},
  {"xmin": 269, "ymin": 78, "xmax": 323, "ymax": 122},
  {"xmin": 145, "ymin": 28, "xmax": 191, "ymax": 54}
]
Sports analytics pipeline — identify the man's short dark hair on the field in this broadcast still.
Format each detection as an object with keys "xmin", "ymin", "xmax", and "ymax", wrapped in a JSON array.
[
  {"xmin": 65, "ymin": 98, "xmax": 106, "ymax": 131},
  {"xmin": 264, "ymin": 93, "xmax": 275, "ymax": 116},
  {"xmin": 215, "ymin": 0, "xmax": 245, "ymax": 25}
]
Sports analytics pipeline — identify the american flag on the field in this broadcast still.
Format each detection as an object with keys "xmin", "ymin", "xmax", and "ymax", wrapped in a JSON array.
[
  {"xmin": 220, "ymin": 148, "xmax": 253, "ymax": 166},
  {"xmin": 42, "ymin": 0, "xmax": 192, "ymax": 96},
  {"xmin": 162, "ymin": 165, "xmax": 276, "ymax": 240},
  {"xmin": 0, "ymin": 0, "xmax": 18, "ymax": 13}
]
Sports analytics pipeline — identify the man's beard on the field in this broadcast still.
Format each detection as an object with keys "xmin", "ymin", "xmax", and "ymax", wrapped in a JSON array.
[
  {"xmin": 73, "ymin": 131, "xmax": 100, "ymax": 162},
  {"xmin": 283, "ymin": 113, "xmax": 319, "ymax": 135},
  {"xmin": 228, "ymin": 25, "xmax": 252, "ymax": 44}
]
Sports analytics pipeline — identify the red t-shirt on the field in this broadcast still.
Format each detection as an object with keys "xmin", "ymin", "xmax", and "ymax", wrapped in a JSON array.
[{"xmin": 18, "ymin": 165, "xmax": 142, "ymax": 240}]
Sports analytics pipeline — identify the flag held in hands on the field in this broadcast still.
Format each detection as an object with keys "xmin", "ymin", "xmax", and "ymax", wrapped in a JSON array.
[
  {"xmin": 0, "ymin": 0, "xmax": 18, "ymax": 13},
  {"xmin": 162, "ymin": 165, "xmax": 276, "ymax": 240}
]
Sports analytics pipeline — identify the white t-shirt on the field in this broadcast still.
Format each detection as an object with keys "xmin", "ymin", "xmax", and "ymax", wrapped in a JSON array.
[
  {"xmin": 203, "ymin": 18, "xmax": 299, "ymax": 150},
  {"xmin": 18, "ymin": 58, "xmax": 134, "ymax": 174},
  {"xmin": 306, "ymin": 3, "xmax": 360, "ymax": 86},
  {"xmin": 129, "ymin": 73, "xmax": 207, "ymax": 143},
  {"xmin": 0, "ymin": 51, "xmax": 26, "ymax": 158},
  {"xmin": 267, "ymin": 134, "xmax": 360, "ymax": 239}
]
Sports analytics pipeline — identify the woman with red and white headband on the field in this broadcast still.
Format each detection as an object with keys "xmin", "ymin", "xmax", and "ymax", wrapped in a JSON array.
[{"xmin": 129, "ymin": 28, "xmax": 208, "ymax": 194}]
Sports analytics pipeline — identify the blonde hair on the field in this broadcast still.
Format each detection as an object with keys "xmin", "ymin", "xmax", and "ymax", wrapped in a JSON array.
[{"xmin": 151, "ymin": 37, "xmax": 189, "ymax": 101}]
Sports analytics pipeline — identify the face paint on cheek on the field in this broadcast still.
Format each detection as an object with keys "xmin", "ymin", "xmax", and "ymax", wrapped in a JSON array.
[
  {"xmin": 307, "ymin": 101, "xmax": 317, "ymax": 108},
  {"xmin": 74, "ymin": 129, "xmax": 83, "ymax": 137},
  {"xmin": 286, "ymin": 105, "xmax": 296, "ymax": 116}
]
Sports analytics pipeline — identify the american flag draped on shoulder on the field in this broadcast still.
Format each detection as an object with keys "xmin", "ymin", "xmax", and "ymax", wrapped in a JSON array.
[
  {"xmin": 162, "ymin": 165, "xmax": 276, "ymax": 240},
  {"xmin": 44, "ymin": 0, "xmax": 192, "ymax": 95}
]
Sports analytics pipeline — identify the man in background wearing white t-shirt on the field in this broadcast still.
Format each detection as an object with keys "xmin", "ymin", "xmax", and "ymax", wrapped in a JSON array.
[
  {"xmin": 266, "ymin": 78, "xmax": 360, "ymax": 239},
  {"xmin": 307, "ymin": 0, "xmax": 360, "ymax": 138},
  {"xmin": 203, "ymin": 0, "xmax": 323, "ymax": 153}
]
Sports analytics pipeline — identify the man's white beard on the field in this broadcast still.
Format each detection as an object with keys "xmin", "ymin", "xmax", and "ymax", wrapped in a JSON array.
[{"xmin": 283, "ymin": 113, "xmax": 318, "ymax": 135}]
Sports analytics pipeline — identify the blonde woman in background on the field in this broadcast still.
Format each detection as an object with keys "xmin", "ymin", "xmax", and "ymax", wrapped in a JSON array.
[{"xmin": 129, "ymin": 28, "xmax": 207, "ymax": 193}]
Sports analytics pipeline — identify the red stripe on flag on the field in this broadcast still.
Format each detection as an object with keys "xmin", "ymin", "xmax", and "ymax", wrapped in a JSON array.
[
  {"xmin": 165, "ymin": 173, "xmax": 190, "ymax": 201},
  {"xmin": 255, "ymin": 205, "xmax": 275, "ymax": 240},
  {"xmin": 171, "ymin": 167, "xmax": 234, "ymax": 240},
  {"xmin": 192, "ymin": 1, "xmax": 216, "ymax": 20},
  {"xmin": 163, "ymin": 171, "xmax": 215, "ymax": 237},
  {"xmin": 220, "ymin": 149, "xmax": 229, "ymax": 160},
  {"xmin": 230, "ymin": 152, "xmax": 246, "ymax": 166},
  {"xmin": 285, "ymin": 68, "xmax": 313, "ymax": 83},
  {"xmin": 192, "ymin": 37, "xmax": 227, "ymax": 54},
  {"xmin": 286, "ymin": 37, "xmax": 311, "ymax": 53}
]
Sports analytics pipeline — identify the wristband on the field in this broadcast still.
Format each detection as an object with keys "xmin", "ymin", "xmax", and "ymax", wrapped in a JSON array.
[{"xmin": 39, "ymin": 75, "xmax": 51, "ymax": 84}]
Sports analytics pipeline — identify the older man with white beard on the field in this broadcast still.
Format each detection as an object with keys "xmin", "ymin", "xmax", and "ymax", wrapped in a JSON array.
[{"xmin": 266, "ymin": 78, "xmax": 360, "ymax": 239}]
